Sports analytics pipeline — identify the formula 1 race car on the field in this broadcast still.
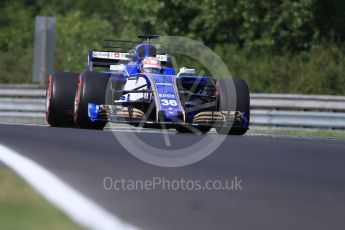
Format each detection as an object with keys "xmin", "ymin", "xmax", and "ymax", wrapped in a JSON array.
[{"xmin": 45, "ymin": 34, "xmax": 250, "ymax": 135}]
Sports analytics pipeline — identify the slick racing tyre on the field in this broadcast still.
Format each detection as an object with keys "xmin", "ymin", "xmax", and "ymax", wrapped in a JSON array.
[
  {"xmin": 73, "ymin": 71, "xmax": 110, "ymax": 129},
  {"xmin": 216, "ymin": 78, "xmax": 250, "ymax": 135},
  {"xmin": 46, "ymin": 72, "xmax": 79, "ymax": 127}
]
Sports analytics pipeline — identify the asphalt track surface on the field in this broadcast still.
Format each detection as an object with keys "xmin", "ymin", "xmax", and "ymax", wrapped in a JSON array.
[{"xmin": 0, "ymin": 123, "xmax": 344, "ymax": 230}]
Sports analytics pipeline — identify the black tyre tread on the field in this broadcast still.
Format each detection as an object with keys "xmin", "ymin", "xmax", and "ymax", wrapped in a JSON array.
[
  {"xmin": 46, "ymin": 72, "xmax": 79, "ymax": 127},
  {"xmin": 74, "ymin": 71, "xmax": 110, "ymax": 129},
  {"xmin": 216, "ymin": 78, "xmax": 250, "ymax": 135}
]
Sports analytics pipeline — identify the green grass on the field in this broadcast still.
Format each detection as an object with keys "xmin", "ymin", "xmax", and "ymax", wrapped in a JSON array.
[
  {"xmin": 0, "ymin": 166, "xmax": 81, "ymax": 230},
  {"xmin": 249, "ymin": 127, "xmax": 345, "ymax": 139}
]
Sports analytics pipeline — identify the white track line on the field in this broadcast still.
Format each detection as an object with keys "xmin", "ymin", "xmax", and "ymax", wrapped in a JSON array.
[{"xmin": 0, "ymin": 144, "xmax": 140, "ymax": 230}]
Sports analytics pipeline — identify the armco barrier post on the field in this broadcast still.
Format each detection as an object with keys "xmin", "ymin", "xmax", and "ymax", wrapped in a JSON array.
[{"xmin": 32, "ymin": 16, "xmax": 56, "ymax": 87}]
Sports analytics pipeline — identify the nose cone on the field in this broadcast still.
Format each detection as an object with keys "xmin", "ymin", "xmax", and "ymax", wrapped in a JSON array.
[{"xmin": 149, "ymin": 74, "xmax": 185, "ymax": 122}]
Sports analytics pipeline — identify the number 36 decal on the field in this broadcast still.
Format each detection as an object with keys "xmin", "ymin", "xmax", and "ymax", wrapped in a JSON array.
[{"xmin": 161, "ymin": 99, "xmax": 177, "ymax": 106}]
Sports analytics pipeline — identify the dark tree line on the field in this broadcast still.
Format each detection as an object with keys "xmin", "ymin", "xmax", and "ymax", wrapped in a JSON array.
[{"xmin": 0, "ymin": 0, "xmax": 344, "ymax": 94}]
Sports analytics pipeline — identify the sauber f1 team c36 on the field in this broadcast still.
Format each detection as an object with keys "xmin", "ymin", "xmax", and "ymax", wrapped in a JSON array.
[{"xmin": 45, "ymin": 34, "xmax": 250, "ymax": 135}]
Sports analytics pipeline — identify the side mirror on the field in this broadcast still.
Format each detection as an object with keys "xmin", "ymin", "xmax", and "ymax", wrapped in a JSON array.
[
  {"xmin": 178, "ymin": 67, "xmax": 196, "ymax": 76},
  {"xmin": 110, "ymin": 64, "xmax": 126, "ymax": 71}
]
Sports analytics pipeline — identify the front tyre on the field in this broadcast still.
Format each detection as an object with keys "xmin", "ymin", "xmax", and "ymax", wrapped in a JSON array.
[
  {"xmin": 73, "ymin": 71, "xmax": 110, "ymax": 129},
  {"xmin": 215, "ymin": 78, "xmax": 250, "ymax": 135}
]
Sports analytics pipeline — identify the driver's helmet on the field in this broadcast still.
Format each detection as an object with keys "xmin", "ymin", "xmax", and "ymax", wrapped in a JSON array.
[{"xmin": 140, "ymin": 57, "xmax": 162, "ymax": 74}]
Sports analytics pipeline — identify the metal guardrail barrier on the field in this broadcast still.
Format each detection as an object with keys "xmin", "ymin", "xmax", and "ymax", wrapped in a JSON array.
[
  {"xmin": 0, "ymin": 85, "xmax": 46, "ymax": 123},
  {"xmin": 0, "ymin": 85, "xmax": 344, "ymax": 128},
  {"xmin": 251, "ymin": 93, "xmax": 345, "ymax": 112},
  {"xmin": 251, "ymin": 110, "xmax": 345, "ymax": 128}
]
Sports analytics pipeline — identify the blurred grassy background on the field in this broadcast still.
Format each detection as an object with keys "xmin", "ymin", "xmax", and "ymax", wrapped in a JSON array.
[{"xmin": 0, "ymin": 0, "xmax": 344, "ymax": 95}]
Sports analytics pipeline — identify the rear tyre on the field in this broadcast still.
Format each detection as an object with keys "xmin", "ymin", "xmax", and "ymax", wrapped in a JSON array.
[
  {"xmin": 215, "ymin": 78, "xmax": 250, "ymax": 135},
  {"xmin": 73, "ymin": 71, "xmax": 110, "ymax": 129},
  {"xmin": 46, "ymin": 72, "xmax": 79, "ymax": 127}
]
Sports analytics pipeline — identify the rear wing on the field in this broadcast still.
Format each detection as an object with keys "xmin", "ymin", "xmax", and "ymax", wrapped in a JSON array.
[
  {"xmin": 87, "ymin": 50, "xmax": 170, "ymax": 70},
  {"xmin": 88, "ymin": 51, "xmax": 130, "ymax": 69},
  {"xmin": 88, "ymin": 37, "xmax": 169, "ymax": 70},
  {"xmin": 87, "ymin": 39, "xmax": 137, "ymax": 70}
]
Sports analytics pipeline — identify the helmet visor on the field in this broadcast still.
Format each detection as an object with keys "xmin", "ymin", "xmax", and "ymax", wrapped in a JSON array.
[{"xmin": 143, "ymin": 67, "xmax": 161, "ymax": 74}]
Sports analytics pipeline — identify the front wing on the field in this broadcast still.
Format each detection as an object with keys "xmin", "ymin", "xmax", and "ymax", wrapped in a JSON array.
[{"xmin": 88, "ymin": 103, "xmax": 248, "ymax": 129}]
